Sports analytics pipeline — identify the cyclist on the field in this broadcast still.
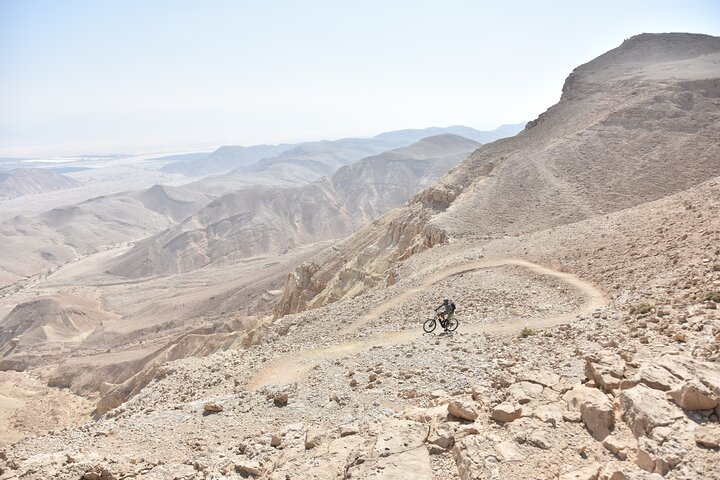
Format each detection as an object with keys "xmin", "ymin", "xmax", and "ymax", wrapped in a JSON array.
[{"xmin": 435, "ymin": 298, "xmax": 456, "ymax": 331}]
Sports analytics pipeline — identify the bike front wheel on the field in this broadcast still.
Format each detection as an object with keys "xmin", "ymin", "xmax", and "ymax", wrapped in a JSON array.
[
  {"xmin": 446, "ymin": 317, "xmax": 459, "ymax": 332},
  {"xmin": 422, "ymin": 318, "xmax": 437, "ymax": 333}
]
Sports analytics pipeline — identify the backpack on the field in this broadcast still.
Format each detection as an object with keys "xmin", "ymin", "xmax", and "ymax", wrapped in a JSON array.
[{"xmin": 448, "ymin": 301, "xmax": 456, "ymax": 313}]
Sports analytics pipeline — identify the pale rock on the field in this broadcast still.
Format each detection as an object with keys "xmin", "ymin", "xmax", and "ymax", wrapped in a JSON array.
[
  {"xmin": 340, "ymin": 425, "xmax": 359, "ymax": 437},
  {"xmin": 598, "ymin": 461, "xmax": 663, "ymax": 479},
  {"xmin": 428, "ymin": 422, "xmax": 455, "ymax": 449},
  {"xmin": 585, "ymin": 354, "xmax": 626, "ymax": 392},
  {"xmin": 635, "ymin": 437, "xmax": 676, "ymax": 476},
  {"xmin": 559, "ymin": 462, "xmax": 600, "ymax": 480},
  {"xmin": 403, "ymin": 405, "xmax": 449, "ymax": 424},
  {"xmin": 527, "ymin": 430, "xmax": 551, "ymax": 449},
  {"xmin": 430, "ymin": 389, "xmax": 449, "ymax": 399},
  {"xmin": 304, "ymin": 427, "xmax": 324, "ymax": 450},
  {"xmin": 491, "ymin": 403, "xmax": 522, "ymax": 423},
  {"xmin": 508, "ymin": 381, "xmax": 544, "ymax": 405},
  {"xmin": 563, "ymin": 409, "xmax": 583, "ymax": 423},
  {"xmin": 694, "ymin": 424, "xmax": 720, "ymax": 448},
  {"xmin": 448, "ymin": 399, "xmax": 479, "ymax": 421},
  {"xmin": 471, "ymin": 384, "xmax": 487, "ymax": 401},
  {"xmin": 532, "ymin": 403, "xmax": 564, "ymax": 427},
  {"xmin": 316, "ymin": 435, "xmax": 365, "ymax": 477},
  {"xmin": 667, "ymin": 378, "xmax": 719, "ymax": 410},
  {"xmin": 235, "ymin": 460, "xmax": 263, "ymax": 477},
  {"xmin": 370, "ymin": 419, "xmax": 428, "ymax": 457},
  {"xmin": 349, "ymin": 447, "xmax": 432, "ymax": 479},
  {"xmin": 453, "ymin": 436, "xmax": 498, "ymax": 480},
  {"xmin": 270, "ymin": 434, "xmax": 282, "ymax": 447},
  {"xmin": 657, "ymin": 356, "xmax": 694, "ymax": 381},
  {"xmin": 619, "ymin": 384, "xmax": 683, "ymax": 438},
  {"xmin": 563, "ymin": 384, "xmax": 614, "ymax": 440},
  {"xmin": 658, "ymin": 355, "xmax": 720, "ymax": 402},
  {"xmin": 602, "ymin": 435, "xmax": 631, "ymax": 460},
  {"xmin": 515, "ymin": 370, "xmax": 561, "ymax": 388},
  {"xmin": 634, "ymin": 363, "xmax": 681, "ymax": 391},
  {"xmin": 494, "ymin": 441, "xmax": 523, "ymax": 461}
]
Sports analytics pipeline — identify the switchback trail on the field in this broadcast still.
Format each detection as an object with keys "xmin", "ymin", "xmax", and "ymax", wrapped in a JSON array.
[{"xmin": 248, "ymin": 258, "xmax": 608, "ymax": 390}]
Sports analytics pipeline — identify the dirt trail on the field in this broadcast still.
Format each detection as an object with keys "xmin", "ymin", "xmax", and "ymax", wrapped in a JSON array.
[{"xmin": 248, "ymin": 258, "xmax": 608, "ymax": 390}]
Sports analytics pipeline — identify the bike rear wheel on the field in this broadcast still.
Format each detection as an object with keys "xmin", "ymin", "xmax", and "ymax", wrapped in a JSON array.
[
  {"xmin": 446, "ymin": 317, "xmax": 459, "ymax": 332},
  {"xmin": 422, "ymin": 318, "xmax": 437, "ymax": 333}
]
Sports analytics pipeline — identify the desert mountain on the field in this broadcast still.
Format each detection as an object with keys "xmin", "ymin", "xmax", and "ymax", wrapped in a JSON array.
[
  {"xmin": 107, "ymin": 134, "xmax": 480, "ymax": 278},
  {"xmin": 373, "ymin": 123, "xmax": 525, "ymax": 145},
  {"xmin": 160, "ymin": 125, "xmax": 522, "ymax": 181},
  {"xmin": 0, "ymin": 294, "xmax": 118, "ymax": 363},
  {"xmin": 160, "ymin": 144, "xmax": 294, "ymax": 176},
  {"xmin": 0, "ymin": 184, "xmax": 214, "ymax": 287},
  {"xmin": 277, "ymin": 32, "xmax": 720, "ymax": 315},
  {"xmin": 0, "ymin": 168, "xmax": 79, "ymax": 199}
]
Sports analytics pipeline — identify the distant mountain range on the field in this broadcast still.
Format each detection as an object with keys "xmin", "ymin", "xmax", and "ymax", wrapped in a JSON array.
[
  {"xmin": 108, "ymin": 134, "xmax": 481, "ymax": 277},
  {"xmin": 159, "ymin": 124, "xmax": 524, "ymax": 178}
]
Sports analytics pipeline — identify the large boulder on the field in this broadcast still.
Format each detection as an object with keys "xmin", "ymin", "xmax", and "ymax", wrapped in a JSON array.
[
  {"xmin": 634, "ymin": 363, "xmax": 681, "ymax": 391},
  {"xmin": 585, "ymin": 354, "xmax": 626, "ymax": 392},
  {"xmin": 667, "ymin": 379, "xmax": 719, "ymax": 411},
  {"xmin": 635, "ymin": 436, "xmax": 685, "ymax": 476},
  {"xmin": 453, "ymin": 436, "xmax": 498, "ymax": 480},
  {"xmin": 508, "ymin": 381, "xmax": 544, "ymax": 405},
  {"xmin": 448, "ymin": 399, "xmax": 479, "ymax": 421},
  {"xmin": 619, "ymin": 385, "xmax": 683, "ymax": 438},
  {"xmin": 369, "ymin": 419, "xmax": 429, "ymax": 456},
  {"xmin": 491, "ymin": 403, "xmax": 522, "ymax": 423},
  {"xmin": 347, "ymin": 447, "xmax": 432, "ymax": 479},
  {"xmin": 694, "ymin": 424, "xmax": 720, "ymax": 448},
  {"xmin": 563, "ymin": 384, "xmax": 614, "ymax": 440}
]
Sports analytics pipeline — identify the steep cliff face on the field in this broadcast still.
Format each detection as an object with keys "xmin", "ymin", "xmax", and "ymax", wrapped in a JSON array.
[{"xmin": 275, "ymin": 33, "xmax": 720, "ymax": 316}]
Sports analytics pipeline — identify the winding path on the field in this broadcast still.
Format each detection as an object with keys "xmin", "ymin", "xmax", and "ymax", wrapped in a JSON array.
[{"xmin": 248, "ymin": 258, "xmax": 608, "ymax": 390}]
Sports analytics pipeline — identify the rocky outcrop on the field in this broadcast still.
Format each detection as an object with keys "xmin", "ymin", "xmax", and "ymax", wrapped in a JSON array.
[
  {"xmin": 619, "ymin": 385, "xmax": 684, "ymax": 438},
  {"xmin": 563, "ymin": 384, "xmax": 615, "ymax": 440}
]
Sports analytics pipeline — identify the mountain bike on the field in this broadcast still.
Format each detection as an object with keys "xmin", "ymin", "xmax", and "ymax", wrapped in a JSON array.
[{"xmin": 423, "ymin": 313, "xmax": 458, "ymax": 333}]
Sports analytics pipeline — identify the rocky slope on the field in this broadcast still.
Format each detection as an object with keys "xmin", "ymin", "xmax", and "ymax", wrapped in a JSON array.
[
  {"xmin": 0, "ymin": 294, "xmax": 118, "ymax": 363},
  {"xmin": 2, "ymin": 174, "xmax": 718, "ymax": 479},
  {"xmin": 107, "ymin": 135, "xmax": 479, "ymax": 278},
  {"xmin": 0, "ymin": 168, "xmax": 79, "ymax": 200},
  {"xmin": 0, "ymin": 184, "xmax": 214, "ymax": 288},
  {"xmin": 276, "ymin": 32, "xmax": 720, "ymax": 316}
]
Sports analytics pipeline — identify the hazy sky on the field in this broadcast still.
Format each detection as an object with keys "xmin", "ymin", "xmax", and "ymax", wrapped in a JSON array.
[{"xmin": 1, "ymin": 0, "xmax": 719, "ymax": 156}]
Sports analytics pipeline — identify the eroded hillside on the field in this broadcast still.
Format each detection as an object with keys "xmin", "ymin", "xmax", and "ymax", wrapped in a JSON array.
[{"xmin": 276, "ymin": 33, "xmax": 720, "ymax": 317}]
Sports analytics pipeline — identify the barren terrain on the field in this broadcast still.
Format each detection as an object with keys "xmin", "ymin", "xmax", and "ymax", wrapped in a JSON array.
[{"xmin": 0, "ymin": 33, "xmax": 719, "ymax": 480}]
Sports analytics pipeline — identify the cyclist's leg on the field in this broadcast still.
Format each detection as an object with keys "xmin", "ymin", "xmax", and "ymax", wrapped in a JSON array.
[{"xmin": 446, "ymin": 311, "xmax": 454, "ymax": 330}]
